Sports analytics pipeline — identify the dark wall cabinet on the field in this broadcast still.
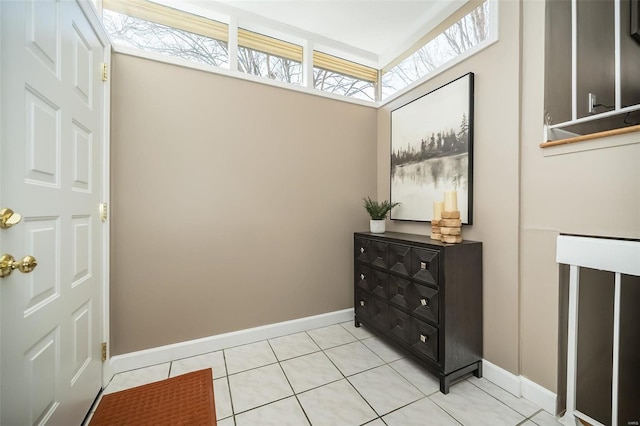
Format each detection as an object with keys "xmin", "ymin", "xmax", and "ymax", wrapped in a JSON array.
[{"xmin": 353, "ymin": 232, "xmax": 483, "ymax": 393}]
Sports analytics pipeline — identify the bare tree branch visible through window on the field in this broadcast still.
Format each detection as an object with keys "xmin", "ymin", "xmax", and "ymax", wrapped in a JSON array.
[
  {"xmin": 103, "ymin": 10, "xmax": 230, "ymax": 67},
  {"xmin": 381, "ymin": 1, "xmax": 489, "ymax": 99},
  {"xmin": 103, "ymin": 10, "xmax": 373, "ymax": 99}
]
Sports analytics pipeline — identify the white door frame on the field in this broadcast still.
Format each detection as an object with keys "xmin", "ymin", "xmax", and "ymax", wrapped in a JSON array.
[{"xmin": 77, "ymin": 0, "xmax": 114, "ymax": 387}]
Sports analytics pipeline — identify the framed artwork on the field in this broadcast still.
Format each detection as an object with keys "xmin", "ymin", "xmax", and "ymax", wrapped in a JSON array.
[{"xmin": 390, "ymin": 72, "xmax": 474, "ymax": 224}]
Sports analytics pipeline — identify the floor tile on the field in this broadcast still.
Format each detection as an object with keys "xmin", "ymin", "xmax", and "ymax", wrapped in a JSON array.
[
  {"xmin": 530, "ymin": 409, "xmax": 563, "ymax": 426},
  {"xmin": 361, "ymin": 336, "xmax": 405, "ymax": 363},
  {"xmin": 281, "ymin": 351, "xmax": 343, "ymax": 393},
  {"xmin": 430, "ymin": 380, "xmax": 526, "ymax": 426},
  {"xmin": 389, "ymin": 358, "xmax": 440, "ymax": 395},
  {"xmin": 103, "ymin": 363, "xmax": 170, "ymax": 394},
  {"xmin": 268, "ymin": 332, "xmax": 320, "ymax": 361},
  {"xmin": 216, "ymin": 417, "xmax": 235, "ymax": 426},
  {"xmin": 307, "ymin": 324, "xmax": 357, "ymax": 349},
  {"xmin": 349, "ymin": 365, "xmax": 423, "ymax": 415},
  {"xmin": 170, "ymin": 351, "xmax": 226, "ymax": 378},
  {"xmin": 225, "ymin": 341, "xmax": 277, "ymax": 375},
  {"xmin": 363, "ymin": 419, "xmax": 386, "ymax": 426},
  {"xmin": 324, "ymin": 341, "xmax": 384, "ymax": 376},
  {"xmin": 340, "ymin": 321, "xmax": 375, "ymax": 340},
  {"xmin": 468, "ymin": 376, "xmax": 540, "ymax": 417},
  {"xmin": 214, "ymin": 378, "xmax": 233, "ymax": 420},
  {"xmin": 383, "ymin": 397, "xmax": 459, "ymax": 426},
  {"xmin": 228, "ymin": 363, "xmax": 293, "ymax": 413},
  {"xmin": 235, "ymin": 396, "xmax": 309, "ymax": 426},
  {"xmin": 297, "ymin": 379, "xmax": 377, "ymax": 426}
]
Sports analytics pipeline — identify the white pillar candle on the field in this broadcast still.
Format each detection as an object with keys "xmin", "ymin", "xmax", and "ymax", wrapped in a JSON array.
[
  {"xmin": 443, "ymin": 190, "xmax": 458, "ymax": 211},
  {"xmin": 433, "ymin": 201, "xmax": 444, "ymax": 220}
]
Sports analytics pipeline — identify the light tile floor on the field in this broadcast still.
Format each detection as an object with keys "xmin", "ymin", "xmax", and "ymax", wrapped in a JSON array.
[{"xmin": 85, "ymin": 322, "xmax": 564, "ymax": 426}]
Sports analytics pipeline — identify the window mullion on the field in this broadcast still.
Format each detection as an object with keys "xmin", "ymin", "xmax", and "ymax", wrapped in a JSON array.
[
  {"xmin": 302, "ymin": 40, "xmax": 314, "ymax": 88},
  {"xmin": 228, "ymin": 16, "xmax": 238, "ymax": 71}
]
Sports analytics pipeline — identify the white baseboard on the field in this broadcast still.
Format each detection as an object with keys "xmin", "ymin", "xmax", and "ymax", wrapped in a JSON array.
[
  {"xmin": 109, "ymin": 308, "xmax": 354, "ymax": 377},
  {"xmin": 521, "ymin": 376, "xmax": 557, "ymax": 415},
  {"xmin": 482, "ymin": 359, "xmax": 522, "ymax": 397},
  {"xmin": 482, "ymin": 359, "xmax": 557, "ymax": 415}
]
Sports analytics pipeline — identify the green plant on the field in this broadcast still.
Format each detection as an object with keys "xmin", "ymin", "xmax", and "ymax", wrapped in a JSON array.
[{"xmin": 362, "ymin": 197, "xmax": 400, "ymax": 220}]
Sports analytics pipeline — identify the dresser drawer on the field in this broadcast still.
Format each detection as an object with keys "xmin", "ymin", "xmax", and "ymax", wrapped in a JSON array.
[
  {"xmin": 387, "ymin": 244, "xmax": 439, "ymax": 285},
  {"xmin": 389, "ymin": 306, "xmax": 411, "ymax": 343},
  {"xmin": 389, "ymin": 276, "xmax": 439, "ymax": 325},
  {"xmin": 355, "ymin": 264, "xmax": 388, "ymax": 299},
  {"xmin": 355, "ymin": 291, "xmax": 390, "ymax": 331},
  {"xmin": 355, "ymin": 237, "xmax": 389, "ymax": 269},
  {"xmin": 411, "ymin": 248, "xmax": 439, "ymax": 286},
  {"xmin": 388, "ymin": 243, "xmax": 413, "ymax": 276},
  {"xmin": 409, "ymin": 317, "xmax": 439, "ymax": 363},
  {"xmin": 355, "ymin": 290, "xmax": 372, "ymax": 322}
]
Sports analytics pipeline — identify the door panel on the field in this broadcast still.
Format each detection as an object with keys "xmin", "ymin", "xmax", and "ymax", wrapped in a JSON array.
[{"xmin": 1, "ymin": 1, "xmax": 108, "ymax": 424}]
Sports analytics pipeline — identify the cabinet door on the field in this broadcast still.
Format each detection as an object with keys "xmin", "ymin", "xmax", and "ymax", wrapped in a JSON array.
[
  {"xmin": 355, "ymin": 264, "xmax": 388, "ymax": 299},
  {"xmin": 409, "ymin": 317, "xmax": 439, "ymax": 363}
]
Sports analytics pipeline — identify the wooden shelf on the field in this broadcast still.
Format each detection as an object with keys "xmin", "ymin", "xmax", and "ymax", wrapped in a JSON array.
[{"xmin": 540, "ymin": 124, "xmax": 640, "ymax": 148}]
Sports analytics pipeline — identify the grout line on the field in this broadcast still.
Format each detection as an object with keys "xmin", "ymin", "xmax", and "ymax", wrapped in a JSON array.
[
  {"xmin": 221, "ymin": 348, "xmax": 237, "ymax": 423},
  {"xmin": 266, "ymin": 339, "xmax": 313, "ymax": 426},
  {"xmin": 426, "ymin": 394, "xmax": 465, "ymax": 426},
  {"xmin": 465, "ymin": 376, "xmax": 536, "ymax": 419},
  {"xmin": 524, "ymin": 408, "xmax": 544, "ymax": 424}
]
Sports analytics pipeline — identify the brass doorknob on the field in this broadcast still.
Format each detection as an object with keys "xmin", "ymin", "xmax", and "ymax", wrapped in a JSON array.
[
  {"xmin": 0, "ymin": 254, "xmax": 38, "ymax": 278},
  {"xmin": 0, "ymin": 208, "xmax": 22, "ymax": 229}
]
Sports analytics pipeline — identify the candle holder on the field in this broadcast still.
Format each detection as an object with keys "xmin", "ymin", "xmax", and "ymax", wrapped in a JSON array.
[
  {"xmin": 431, "ymin": 219, "xmax": 442, "ymax": 240},
  {"xmin": 440, "ymin": 211, "xmax": 462, "ymax": 243}
]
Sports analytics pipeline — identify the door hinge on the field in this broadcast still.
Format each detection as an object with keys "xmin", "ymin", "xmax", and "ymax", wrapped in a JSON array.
[
  {"xmin": 101, "ymin": 63, "xmax": 108, "ymax": 81},
  {"xmin": 99, "ymin": 202, "xmax": 108, "ymax": 222},
  {"xmin": 101, "ymin": 342, "xmax": 107, "ymax": 362}
]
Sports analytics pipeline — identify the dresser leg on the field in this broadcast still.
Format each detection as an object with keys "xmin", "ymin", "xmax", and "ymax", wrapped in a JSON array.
[
  {"xmin": 473, "ymin": 361, "xmax": 483, "ymax": 378},
  {"xmin": 440, "ymin": 377, "xmax": 451, "ymax": 394},
  {"xmin": 354, "ymin": 316, "xmax": 361, "ymax": 328}
]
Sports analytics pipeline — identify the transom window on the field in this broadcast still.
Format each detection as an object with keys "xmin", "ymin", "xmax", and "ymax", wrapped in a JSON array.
[{"xmin": 101, "ymin": 0, "xmax": 497, "ymax": 103}]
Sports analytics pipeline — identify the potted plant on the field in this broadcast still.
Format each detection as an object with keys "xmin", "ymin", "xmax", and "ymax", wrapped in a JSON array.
[{"xmin": 362, "ymin": 197, "xmax": 400, "ymax": 233}]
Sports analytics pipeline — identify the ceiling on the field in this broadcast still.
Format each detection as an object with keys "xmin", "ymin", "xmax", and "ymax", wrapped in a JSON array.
[{"xmin": 175, "ymin": 0, "xmax": 468, "ymax": 68}]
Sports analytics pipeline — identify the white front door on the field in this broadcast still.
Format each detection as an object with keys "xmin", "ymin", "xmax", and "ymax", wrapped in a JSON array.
[{"xmin": 0, "ymin": 1, "xmax": 109, "ymax": 424}]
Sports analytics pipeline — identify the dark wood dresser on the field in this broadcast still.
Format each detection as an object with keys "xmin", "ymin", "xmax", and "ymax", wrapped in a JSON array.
[{"xmin": 353, "ymin": 231, "xmax": 483, "ymax": 393}]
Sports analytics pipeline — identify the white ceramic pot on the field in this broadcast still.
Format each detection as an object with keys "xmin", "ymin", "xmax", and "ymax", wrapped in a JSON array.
[{"xmin": 370, "ymin": 219, "xmax": 386, "ymax": 234}]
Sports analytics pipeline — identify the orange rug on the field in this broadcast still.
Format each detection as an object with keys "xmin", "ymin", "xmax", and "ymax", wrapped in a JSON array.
[{"xmin": 89, "ymin": 368, "xmax": 216, "ymax": 425}]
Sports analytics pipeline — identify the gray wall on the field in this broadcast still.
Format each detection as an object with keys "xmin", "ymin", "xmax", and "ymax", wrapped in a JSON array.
[{"xmin": 110, "ymin": 53, "xmax": 377, "ymax": 355}]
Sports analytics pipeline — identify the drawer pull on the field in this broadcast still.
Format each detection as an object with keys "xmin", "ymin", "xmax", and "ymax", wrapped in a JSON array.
[
  {"xmin": 420, "ymin": 298, "xmax": 428, "ymax": 306},
  {"xmin": 360, "ymin": 273, "xmax": 365, "ymax": 280},
  {"xmin": 420, "ymin": 334, "xmax": 427, "ymax": 343},
  {"xmin": 360, "ymin": 247, "xmax": 365, "ymax": 253},
  {"xmin": 420, "ymin": 261, "xmax": 427, "ymax": 270},
  {"xmin": 360, "ymin": 300, "xmax": 366, "ymax": 307}
]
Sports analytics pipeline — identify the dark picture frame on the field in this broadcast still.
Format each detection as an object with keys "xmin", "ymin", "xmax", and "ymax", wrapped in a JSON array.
[
  {"xmin": 632, "ymin": 0, "xmax": 640, "ymax": 43},
  {"xmin": 390, "ymin": 73, "xmax": 474, "ymax": 224}
]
